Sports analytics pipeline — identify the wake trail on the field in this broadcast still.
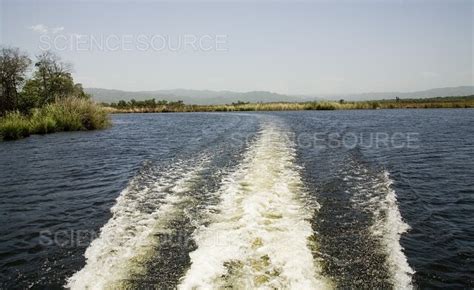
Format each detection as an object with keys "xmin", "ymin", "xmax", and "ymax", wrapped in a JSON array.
[
  {"xmin": 179, "ymin": 123, "xmax": 331, "ymax": 289},
  {"xmin": 67, "ymin": 157, "xmax": 209, "ymax": 289}
]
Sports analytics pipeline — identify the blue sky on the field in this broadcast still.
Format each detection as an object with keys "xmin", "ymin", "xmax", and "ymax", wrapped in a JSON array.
[{"xmin": 1, "ymin": 0, "xmax": 472, "ymax": 95}]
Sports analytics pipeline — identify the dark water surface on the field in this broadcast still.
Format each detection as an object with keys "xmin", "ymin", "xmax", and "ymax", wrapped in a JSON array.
[{"xmin": 0, "ymin": 110, "xmax": 472, "ymax": 288}]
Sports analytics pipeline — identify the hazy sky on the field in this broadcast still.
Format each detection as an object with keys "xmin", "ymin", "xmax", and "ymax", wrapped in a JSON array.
[{"xmin": 1, "ymin": 0, "xmax": 472, "ymax": 94}]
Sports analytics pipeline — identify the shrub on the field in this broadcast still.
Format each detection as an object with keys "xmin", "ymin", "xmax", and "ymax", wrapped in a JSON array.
[
  {"xmin": 316, "ymin": 102, "xmax": 337, "ymax": 110},
  {"xmin": 371, "ymin": 102, "xmax": 381, "ymax": 109},
  {"xmin": 40, "ymin": 97, "xmax": 110, "ymax": 131},
  {"xmin": 0, "ymin": 97, "xmax": 110, "ymax": 141},
  {"xmin": 29, "ymin": 109, "xmax": 58, "ymax": 134},
  {"xmin": 0, "ymin": 112, "xmax": 31, "ymax": 140}
]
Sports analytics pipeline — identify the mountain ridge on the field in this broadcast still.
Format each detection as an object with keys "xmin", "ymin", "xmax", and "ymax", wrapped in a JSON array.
[{"xmin": 86, "ymin": 86, "xmax": 474, "ymax": 105}]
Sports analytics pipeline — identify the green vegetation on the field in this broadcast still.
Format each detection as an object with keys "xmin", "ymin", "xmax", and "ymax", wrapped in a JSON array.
[
  {"xmin": 104, "ymin": 95, "xmax": 474, "ymax": 113},
  {"xmin": 0, "ymin": 98, "xmax": 109, "ymax": 140},
  {"xmin": 0, "ymin": 47, "xmax": 109, "ymax": 141},
  {"xmin": 2, "ymin": 47, "xmax": 470, "ymax": 141}
]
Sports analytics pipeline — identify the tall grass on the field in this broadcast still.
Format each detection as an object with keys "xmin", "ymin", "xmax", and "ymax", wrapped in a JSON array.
[
  {"xmin": 0, "ymin": 97, "xmax": 110, "ymax": 141},
  {"xmin": 0, "ymin": 112, "xmax": 31, "ymax": 140},
  {"xmin": 107, "ymin": 95, "xmax": 474, "ymax": 113}
]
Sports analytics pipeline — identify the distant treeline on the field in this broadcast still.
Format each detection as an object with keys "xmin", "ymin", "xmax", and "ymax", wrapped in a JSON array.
[{"xmin": 103, "ymin": 95, "xmax": 474, "ymax": 113}]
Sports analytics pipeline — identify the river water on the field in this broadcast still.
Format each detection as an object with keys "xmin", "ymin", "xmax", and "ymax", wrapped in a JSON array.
[{"xmin": 0, "ymin": 110, "xmax": 473, "ymax": 288}]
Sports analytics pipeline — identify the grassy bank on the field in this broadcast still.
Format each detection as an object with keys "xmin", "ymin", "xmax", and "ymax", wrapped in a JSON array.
[
  {"xmin": 0, "ymin": 97, "xmax": 110, "ymax": 141},
  {"xmin": 105, "ymin": 95, "xmax": 474, "ymax": 113}
]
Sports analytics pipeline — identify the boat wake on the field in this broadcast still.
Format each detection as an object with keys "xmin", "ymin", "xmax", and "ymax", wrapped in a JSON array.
[
  {"xmin": 178, "ymin": 123, "xmax": 331, "ymax": 289},
  {"xmin": 67, "ymin": 119, "xmax": 414, "ymax": 289},
  {"xmin": 67, "ymin": 156, "xmax": 209, "ymax": 289},
  {"xmin": 345, "ymin": 159, "xmax": 415, "ymax": 289}
]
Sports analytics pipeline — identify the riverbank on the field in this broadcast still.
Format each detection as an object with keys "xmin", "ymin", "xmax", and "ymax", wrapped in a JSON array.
[
  {"xmin": 104, "ymin": 95, "xmax": 474, "ymax": 113},
  {"xmin": 0, "ymin": 97, "xmax": 110, "ymax": 141}
]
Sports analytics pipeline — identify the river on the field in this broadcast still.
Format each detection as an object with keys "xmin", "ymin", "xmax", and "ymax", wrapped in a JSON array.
[{"xmin": 1, "ymin": 109, "xmax": 473, "ymax": 288}]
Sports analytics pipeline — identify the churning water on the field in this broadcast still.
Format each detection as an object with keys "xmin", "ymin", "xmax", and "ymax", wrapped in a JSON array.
[{"xmin": 0, "ymin": 110, "xmax": 473, "ymax": 288}]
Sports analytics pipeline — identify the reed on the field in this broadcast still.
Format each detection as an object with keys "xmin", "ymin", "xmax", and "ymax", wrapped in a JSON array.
[
  {"xmin": 0, "ymin": 112, "xmax": 31, "ymax": 140},
  {"xmin": 106, "ymin": 95, "xmax": 474, "ymax": 114},
  {"xmin": 0, "ymin": 97, "xmax": 110, "ymax": 141}
]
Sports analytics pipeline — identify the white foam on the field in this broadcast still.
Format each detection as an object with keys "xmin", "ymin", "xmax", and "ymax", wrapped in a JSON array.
[
  {"xmin": 178, "ymin": 124, "xmax": 331, "ymax": 289},
  {"xmin": 350, "ymin": 166, "xmax": 415, "ymax": 289},
  {"xmin": 371, "ymin": 171, "xmax": 415, "ymax": 289},
  {"xmin": 66, "ymin": 158, "xmax": 207, "ymax": 290}
]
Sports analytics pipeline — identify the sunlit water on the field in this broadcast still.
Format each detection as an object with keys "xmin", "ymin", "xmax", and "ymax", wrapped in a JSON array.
[{"xmin": 0, "ymin": 110, "xmax": 473, "ymax": 288}]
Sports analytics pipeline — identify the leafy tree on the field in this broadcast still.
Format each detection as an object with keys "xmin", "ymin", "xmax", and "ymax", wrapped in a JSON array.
[
  {"xmin": 169, "ymin": 100, "xmax": 184, "ymax": 107},
  {"xmin": 117, "ymin": 100, "xmax": 127, "ymax": 108},
  {"xmin": 21, "ymin": 51, "xmax": 89, "ymax": 107},
  {"xmin": 0, "ymin": 47, "xmax": 31, "ymax": 115},
  {"xmin": 157, "ymin": 100, "xmax": 168, "ymax": 106},
  {"xmin": 73, "ymin": 83, "xmax": 91, "ymax": 99},
  {"xmin": 33, "ymin": 51, "xmax": 74, "ymax": 104},
  {"xmin": 143, "ymin": 98, "xmax": 156, "ymax": 108},
  {"xmin": 18, "ymin": 78, "xmax": 42, "ymax": 112},
  {"xmin": 232, "ymin": 100, "xmax": 249, "ymax": 105}
]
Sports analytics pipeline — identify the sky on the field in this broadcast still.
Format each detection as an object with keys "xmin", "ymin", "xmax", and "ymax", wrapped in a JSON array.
[{"xmin": 1, "ymin": 0, "xmax": 472, "ymax": 95}]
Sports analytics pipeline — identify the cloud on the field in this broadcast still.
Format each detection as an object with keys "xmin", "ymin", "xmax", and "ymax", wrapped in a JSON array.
[
  {"xmin": 29, "ymin": 24, "xmax": 48, "ymax": 34},
  {"xmin": 28, "ymin": 24, "xmax": 65, "ymax": 34},
  {"xmin": 51, "ymin": 26, "xmax": 64, "ymax": 34}
]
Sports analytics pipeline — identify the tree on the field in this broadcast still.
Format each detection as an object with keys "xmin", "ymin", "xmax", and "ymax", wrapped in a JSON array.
[
  {"xmin": 157, "ymin": 100, "xmax": 168, "ymax": 106},
  {"xmin": 170, "ymin": 100, "xmax": 184, "ymax": 107},
  {"xmin": 33, "ymin": 51, "xmax": 74, "ymax": 104},
  {"xmin": 339, "ymin": 99, "xmax": 345, "ymax": 104},
  {"xmin": 117, "ymin": 100, "xmax": 127, "ymax": 108},
  {"xmin": 232, "ymin": 100, "xmax": 249, "ymax": 106},
  {"xmin": 73, "ymin": 83, "xmax": 91, "ymax": 99},
  {"xmin": 18, "ymin": 78, "xmax": 42, "ymax": 112},
  {"xmin": 21, "ymin": 51, "xmax": 89, "ymax": 106},
  {"xmin": 0, "ymin": 47, "xmax": 31, "ymax": 115}
]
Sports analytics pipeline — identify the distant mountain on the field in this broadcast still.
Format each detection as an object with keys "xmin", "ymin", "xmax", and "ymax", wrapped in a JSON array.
[
  {"xmin": 85, "ymin": 88, "xmax": 310, "ymax": 105},
  {"xmin": 301, "ymin": 86, "xmax": 474, "ymax": 101},
  {"xmin": 86, "ymin": 86, "xmax": 474, "ymax": 104}
]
